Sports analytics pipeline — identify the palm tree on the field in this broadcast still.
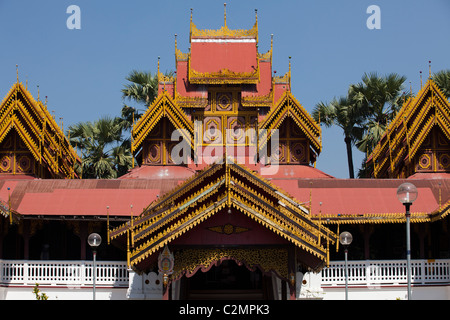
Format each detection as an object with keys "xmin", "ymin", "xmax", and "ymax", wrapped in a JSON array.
[
  {"xmin": 352, "ymin": 72, "xmax": 409, "ymax": 155},
  {"xmin": 313, "ymin": 95, "xmax": 365, "ymax": 179},
  {"xmin": 433, "ymin": 70, "xmax": 450, "ymax": 99},
  {"xmin": 68, "ymin": 116, "xmax": 132, "ymax": 179},
  {"xmin": 120, "ymin": 69, "xmax": 174, "ymax": 131},
  {"xmin": 122, "ymin": 70, "xmax": 159, "ymax": 107}
]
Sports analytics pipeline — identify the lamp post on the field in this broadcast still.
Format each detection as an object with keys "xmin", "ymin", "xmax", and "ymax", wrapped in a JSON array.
[
  {"xmin": 339, "ymin": 231, "xmax": 353, "ymax": 300},
  {"xmin": 87, "ymin": 233, "xmax": 102, "ymax": 300},
  {"xmin": 396, "ymin": 182, "xmax": 418, "ymax": 300}
]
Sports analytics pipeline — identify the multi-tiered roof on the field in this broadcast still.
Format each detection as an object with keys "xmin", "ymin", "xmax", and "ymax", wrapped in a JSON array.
[{"xmin": 0, "ymin": 74, "xmax": 80, "ymax": 179}]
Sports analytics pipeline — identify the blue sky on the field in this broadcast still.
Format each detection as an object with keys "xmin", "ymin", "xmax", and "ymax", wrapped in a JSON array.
[{"xmin": 0, "ymin": 0, "xmax": 449, "ymax": 178}]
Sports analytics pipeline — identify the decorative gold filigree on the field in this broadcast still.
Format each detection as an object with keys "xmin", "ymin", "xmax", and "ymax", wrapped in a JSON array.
[
  {"xmin": 175, "ymin": 48, "xmax": 189, "ymax": 62},
  {"xmin": 368, "ymin": 78, "xmax": 450, "ymax": 178},
  {"xmin": 188, "ymin": 66, "xmax": 259, "ymax": 85},
  {"xmin": 241, "ymin": 90, "xmax": 273, "ymax": 107},
  {"xmin": 190, "ymin": 22, "xmax": 258, "ymax": 41},
  {"xmin": 0, "ymin": 82, "xmax": 79, "ymax": 179},
  {"xmin": 172, "ymin": 247, "xmax": 288, "ymax": 281},
  {"xmin": 207, "ymin": 223, "xmax": 249, "ymax": 235}
]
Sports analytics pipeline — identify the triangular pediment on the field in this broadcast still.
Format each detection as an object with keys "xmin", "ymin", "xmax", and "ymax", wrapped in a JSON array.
[
  {"xmin": 0, "ymin": 82, "xmax": 79, "ymax": 178},
  {"xmin": 110, "ymin": 157, "xmax": 336, "ymax": 272},
  {"xmin": 259, "ymin": 91, "xmax": 322, "ymax": 155},
  {"xmin": 131, "ymin": 91, "xmax": 194, "ymax": 155},
  {"xmin": 368, "ymin": 78, "xmax": 450, "ymax": 178}
]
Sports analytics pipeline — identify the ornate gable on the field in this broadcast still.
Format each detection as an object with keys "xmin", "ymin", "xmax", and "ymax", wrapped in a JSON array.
[
  {"xmin": 259, "ymin": 91, "xmax": 322, "ymax": 165},
  {"xmin": 0, "ymin": 82, "xmax": 79, "ymax": 179},
  {"xmin": 110, "ymin": 157, "xmax": 336, "ymax": 272},
  {"xmin": 131, "ymin": 91, "xmax": 194, "ymax": 165},
  {"xmin": 368, "ymin": 78, "xmax": 450, "ymax": 178},
  {"xmin": 131, "ymin": 6, "xmax": 322, "ymax": 173}
]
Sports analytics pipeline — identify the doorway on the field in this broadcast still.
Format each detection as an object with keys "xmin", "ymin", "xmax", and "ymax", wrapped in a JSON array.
[{"xmin": 179, "ymin": 259, "xmax": 274, "ymax": 299}]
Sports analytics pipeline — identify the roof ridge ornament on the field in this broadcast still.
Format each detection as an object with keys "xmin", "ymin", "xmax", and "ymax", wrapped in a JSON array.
[
  {"xmin": 189, "ymin": 5, "xmax": 259, "ymax": 42},
  {"xmin": 224, "ymin": 3, "xmax": 227, "ymax": 27}
]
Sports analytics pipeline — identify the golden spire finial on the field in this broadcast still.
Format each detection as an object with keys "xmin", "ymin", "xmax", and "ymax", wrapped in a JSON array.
[
  {"xmin": 429, "ymin": 60, "xmax": 432, "ymax": 78},
  {"xmin": 288, "ymin": 56, "xmax": 292, "ymax": 91},
  {"xmin": 255, "ymin": 8, "xmax": 258, "ymax": 25},
  {"xmin": 189, "ymin": 8, "xmax": 193, "ymax": 42},
  {"xmin": 157, "ymin": 56, "xmax": 160, "ymax": 75},
  {"xmin": 420, "ymin": 71, "xmax": 423, "ymax": 89},
  {"xmin": 16, "ymin": 64, "xmax": 19, "ymax": 83},
  {"xmin": 174, "ymin": 34, "xmax": 177, "ymax": 51},
  {"xmin": 224, "ymin": 3, "xmax": 227, "ymax": 27},
  {"xmin": 37, "ymin": 85, "xmax": 40, "ymax": 101}
]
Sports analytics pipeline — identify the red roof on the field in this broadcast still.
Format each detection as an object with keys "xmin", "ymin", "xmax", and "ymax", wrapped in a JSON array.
[
  {"xmin": 0, "ymin": 179, "xmax": 181, "ymax": 217},
  {"xmin": 0, "ymin": 165, "xmax": 447, "ymax": 221},
  {"xmin": 190, "ymin": 41, "xmax": 257, "ymax": 74}
]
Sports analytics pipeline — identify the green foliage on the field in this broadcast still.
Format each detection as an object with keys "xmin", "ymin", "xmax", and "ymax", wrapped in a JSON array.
[
  {"xmin": 314, "ymin": 72, "xmax": 410, "ymax": 178},
  {"xmin": 68, "ymin": 116, "xmax": 132, "ymax": 179},
  {"xmin": 33, "ymin": 283, "xmax": 48, "ymax": 300},
  {"xmin": 433, "ymin": 70, "xmax": 450, "ymax": 99},
  {"xmin": 313, "ymin": 90, "xmax": 366, "ymax": 178}
]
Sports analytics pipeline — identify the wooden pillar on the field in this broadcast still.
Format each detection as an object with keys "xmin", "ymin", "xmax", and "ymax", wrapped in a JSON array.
[
  {"xmin": 23, "ymin": 219, "xmax": 30, "ymax": 260},
  {"xmin": 363, "ymin": 225, "xmax": 373, "ymax": 260},
  {"xmin": 281, "ymin": 280, "xmax": 287, "ymax": 300},
  {"xmin": 162, "ymin": 279, "xmax": 171, "ymax": 300},
  {"xmin": 80, "ymin": 221, "xmax": 88, "ymax": 260},
  {"xmin": 418, "ymin": 224, "xmax": 426, "ymax": 259},
  {"xmin": 288, "ymin": 246, "xmax": 296, "ymax": 300}
]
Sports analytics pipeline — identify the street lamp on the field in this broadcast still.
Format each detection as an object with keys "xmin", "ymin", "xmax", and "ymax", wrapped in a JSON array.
[
  {"xmin": 397, "ymin": 182, "xmax": 418, "ymax": 300},
  {"xmin": 339, "ymin": 231, "xmax": 353, "ymax": 300},
  {"xmin": 87, "ymin": 233, "xmax": 102, "ymax": 300}
]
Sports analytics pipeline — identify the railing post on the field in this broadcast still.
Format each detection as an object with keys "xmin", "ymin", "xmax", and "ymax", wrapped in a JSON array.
[
  {"xmin": 421, "ymin": 260, "xmax": 426, "ymax": 285},
  {"xmin": 23, "ymin": 261, "xmax": 28, "ymax": 286},
  {"xmin": 81, "ymin": 261, "xmax": 86, "ymax": 286},
  {"xmin": 365, "ymin": 261, "xmax": 370, "ymax": 287}
]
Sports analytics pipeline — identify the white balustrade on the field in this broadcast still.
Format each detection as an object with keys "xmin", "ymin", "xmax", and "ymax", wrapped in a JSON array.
[
  {"xmin": 0, "ymin": 259, "xmax": 449, "ymax": 289},
  {"xmin": 321, "ymin": 259, "xmax": 450, "ymax": 286},
  {"xmin": 0, "ymin": 260, "xmax": 129, "ymax": 287}
]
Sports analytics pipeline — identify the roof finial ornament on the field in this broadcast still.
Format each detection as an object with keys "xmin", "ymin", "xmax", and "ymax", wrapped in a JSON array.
[
  {"xmin": 420, "ymin": 71, "xmax": 423, "ymax": 89},
  {"xmin": 37, "ymin": 85, "xmax": 40, "ymax": 101},
  {"xmin": 224, "ymin": 3, "xmax": 227, "ymax": 27},
  {"xmin": 189, "ymin": 8, "xmax": 193, "ymax": 42},
  {"xmin": 157, "ymin": 56, "xmax": 160, "ymax": 75},
  {"xmin": 255, "ymin": 8, "xmax": 258, "ymax": 25},
  {"xmin": 174, "ymin": 34, "xmax": 178, "ymax": 59},
  {"xmin": 288, "ymin": 56, "xmax": 292, "ymax": 91},
  {"xmin": 16, "ymin": 64, "xmax": 19, "ymax": 83},
  {"xmin": 429, "ymin": 60, "xmax": 432, "ymax": 79}
]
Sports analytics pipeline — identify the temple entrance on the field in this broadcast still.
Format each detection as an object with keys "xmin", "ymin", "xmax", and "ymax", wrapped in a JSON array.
[{"xmin": 179, "ymin": 260, "xmax": 274, "ymax": 300}]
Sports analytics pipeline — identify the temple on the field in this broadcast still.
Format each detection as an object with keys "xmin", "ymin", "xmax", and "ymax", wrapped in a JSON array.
[
  {"xmin": 0, "ymin": 6, "xmax": 449, "ymax": 300},
  {"xmin": 367, "ymin": 76, "xmax": 450, "ymax": 179}
]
